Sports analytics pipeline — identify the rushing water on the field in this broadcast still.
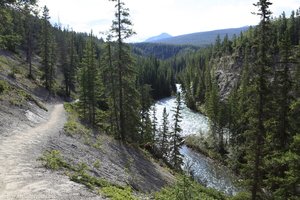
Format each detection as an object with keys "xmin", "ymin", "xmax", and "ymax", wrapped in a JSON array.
[{"xmin": 154, "ymin": 85, "xmax": 239, "ymax": 195}]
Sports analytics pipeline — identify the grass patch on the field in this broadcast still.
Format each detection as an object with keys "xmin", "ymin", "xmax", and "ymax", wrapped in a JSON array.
[
  {"xmin": 101, "ymin": 186, "xmax": 137, "ymax": 200},
  {"xmin": 39, "ymin": 150, "xmax": 70, "ymax": 170}
]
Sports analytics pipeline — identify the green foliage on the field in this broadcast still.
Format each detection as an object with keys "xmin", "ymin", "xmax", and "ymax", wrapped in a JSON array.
[
  {"xmin": 39, "ymin": 150, "xmax": 69, "ymax": 170},
  {"xmin": 0, "ymin": 80, "xmax": 9, "ymax": 94},
  {"xmin": 132, "ymin": 43, "xmax": 198, "ymax": 60},
  {"xmin": 64, "ymin": 103, "xmax": 91, "ymax": 136},
  {"xmin": 137, "ymin": 56, "xmax": 175, "ymax": 100},
  {"xmin": 230, "ymin": 192, "xmax": 251, "ymax": 200},
  {"xmin": 78, "ymin": 31, "xmax": 104, "ymax": 127},
  {"xmin": 70, "ymin": 162, "xmax": 111, "ymax": 190},
  {"xmin": 157, "ymin": 107, "xmax": 170, "ymax": 159},
  {"xmin": 93, "ymin": 160, "xmax": 101, "ymax": 169},
  {"xmin": 101, "ymin": 186, "xmax": 137, "ymax": 200},
  {"xmin": 176, "ymin": 4, "xmax": 300, "ymax": 200},
  {"xmin": 64, "ymin": 120, "xmax": 91, "ymax": 136},
  {"xmin": 40, "ymin": 6, "xmax": 57, "ymax": 94},
  {"xmin": 155, "ymin": 176, "xmax": 227, "ymax": 200},
  {"xmin": 169, "ymin": 93, "xmax": 184, "ymax": 171}
]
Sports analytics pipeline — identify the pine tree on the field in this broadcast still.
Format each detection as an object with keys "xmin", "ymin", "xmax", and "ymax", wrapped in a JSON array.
[
  {"xmin": 78, "ymin": 32, "xmax": 102, "ymax": 126},
  {"xmin": 205, "ymin": 75, "xmax": 222, "ymax": 151},
  {"xmin": 41, "ymin": 6, "xmax": 56, "ymax": 94},
  {"xmin": 158, "ymin": 107, "xmax": 170, "ymax": 159},
  {"xmin": 23, "ymin": 3, "xmax": 37, "ymax": 78},
  {"xmin": 170, "ymin": 92, "xmax": 184, "ymax": 171},
  {"xmin": 151, "ymin": 105, "xmax": 158, "ymax": 140},
  {"xmin": 139, "ymin": 84, "xmax": 153, "ymax": 143},
  {"xmin": 249, "ymin": 1, "xmax": 273, "ymax": 199},
  {"xmin": 109, "ymin": 0, "xmax": 140, "ymax": 141},
  {"xmin": 102, "ymin": 35, "xmax": 119, "ymax": 135}
]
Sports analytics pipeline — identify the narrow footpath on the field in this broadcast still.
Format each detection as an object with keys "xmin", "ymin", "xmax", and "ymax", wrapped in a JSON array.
[{"xmin": 0, "ymin": 104, "xmax": 102, "ymax": 200}]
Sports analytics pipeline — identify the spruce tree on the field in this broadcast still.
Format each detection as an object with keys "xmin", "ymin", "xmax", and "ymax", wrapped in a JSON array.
[
  {"xmin": 102, "ymin": 35, "xmax": 119, "ymax": 135},
  {"xmin": 23, "ymin": 3, "xmax": 37, "ymax": 78},
  {"xmin": 79, "ymin": 32, "xmax": 102, "ymax": 126},
  {"xmin": 158, "ymin": 107, "xmax": 170, "ymax": 159},
  {"xmin": 139, "ymin": 84, "xmax": 153, "ymax": 143},
  {"xmin": 41, "ymin": 6, "xmax": 56, "ymax": 94},
  {"xmin": 170, "ymin": 93, "xmax": 184, "ymax": 171},
  {"xmin": 249, "ymin": 1, "xmax": 273, "ymax": 199},
  {"xmin": 109, "ymin": 0, "xmax": 140, "ymax": 141}
]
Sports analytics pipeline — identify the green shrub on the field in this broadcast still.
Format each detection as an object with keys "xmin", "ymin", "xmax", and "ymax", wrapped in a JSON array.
[
  {"xmin": 101, "ymin": 186, "xmax": 137, "ymax": 200},
  {"xmin": 39, "ymin": 150, "xmax": 69, "ymax": 170},
  {"xmin": 0, "ymin": 80, "xmax": 9, "ymax": 94},
  {"xmin": 93, "ymin": 160, "xmax": 101, "ymax": 169},
  {"xmin": 64, "ymin": 120, "xmax": 91, "ymax": 136},
  {"xmin": 70, "ymin": 162, "xmax": 110, "ymax": 189},
  {"xmin": 155, "ymin": 175, "xmax": 227, "ymax": 200}
]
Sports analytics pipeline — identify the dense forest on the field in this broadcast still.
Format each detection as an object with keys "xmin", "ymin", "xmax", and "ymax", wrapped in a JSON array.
[
  {"xmin": 0, "ymin": 0, "xmax": 299, "ymax": 200},
  {"xmin": 178, "ymin": 3, "xmax": 300, "ymax": 200}
]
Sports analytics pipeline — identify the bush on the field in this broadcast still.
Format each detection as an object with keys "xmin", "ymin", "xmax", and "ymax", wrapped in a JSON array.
[
  {"xmin": 101, "ymin": 186, "xmax": 137, "ymax": 200},
  {"xmin": 155, "ymin": 175, "xmax": 227, "ymax": 200},
  {"xmin": 64, "ymin": 120, "xmax": 91, "ymax": 136},
  {"xmin": 70, "ymin": 163, "xmax": 110, "ymax": 189},
  {"xmin": 39, "ymin": 150, "xmax": 69, "ymax": 170},
  {"xmin": 0, "ymin": 80, "xmax": 9, "ymax": 94}
]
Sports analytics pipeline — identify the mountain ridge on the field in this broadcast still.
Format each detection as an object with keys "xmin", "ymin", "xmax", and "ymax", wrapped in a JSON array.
[
  {"xmin": 144, "ymin": 26, "xmax": 250, "ymax": 46},
  {"xmin": 144, "ymin": 33, "xmax": 172, "ymax": 42}
]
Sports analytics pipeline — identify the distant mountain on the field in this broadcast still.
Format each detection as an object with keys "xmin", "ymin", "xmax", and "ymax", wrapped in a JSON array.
[
  {"xmin": 144, "ymin": 33, "xmax": 172, "ymax": 42},
  {"xmin": 145, "ymin": 26, "xmax": 250, "ymax": 46}
]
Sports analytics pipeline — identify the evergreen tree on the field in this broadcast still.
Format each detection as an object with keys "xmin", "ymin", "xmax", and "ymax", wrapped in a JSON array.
[
  {"xmin": 78, "ymin": 32, "xmax": 102, "ymax": 126},
  {"xmin": 41, "ymin": 6, "xmax": 56, "ymax": 94},
  {"xmin": 139, "ymin": 84, "xmax": 153, "ymax": 143},
  {"xmin": 23, "ymin": 3, "xmax": 37, "ymax": 78},
  {"xmin": 102, "ymin": 35, "xmax": 119, "ymax": 135},
  {"xmin": 109, "ymin": 0, "xmax": 140, "ymax": 141},
  {"xmin": 248, "ymin": 1, "xmax": 273, "ymax": 199},
  {"xmin": 170, "ymin": 93, "xmax": 184, "ymax": 171},
  {"xmin": 151, "ymin": 105, "xmax": 158, "ymax": 141},
  {"xmin": 158, "ymin": 107, "xmax": 170, "ymax": 159}
]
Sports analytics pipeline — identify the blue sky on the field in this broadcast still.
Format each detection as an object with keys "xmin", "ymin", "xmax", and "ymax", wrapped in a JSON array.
[{"xmin": 38, "ymin": 0, "xmax": 299, "ymax": 42}]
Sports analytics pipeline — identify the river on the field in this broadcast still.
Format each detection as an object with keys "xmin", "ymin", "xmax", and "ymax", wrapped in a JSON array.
[{"xmin": 153, "ymin": 86, "xmax": 239, "ymax": 195}]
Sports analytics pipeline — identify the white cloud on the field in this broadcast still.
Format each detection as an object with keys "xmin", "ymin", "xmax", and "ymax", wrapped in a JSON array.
[{"xmin": 37, "ymin": 0, "xmax": 299, "ymax": 42}]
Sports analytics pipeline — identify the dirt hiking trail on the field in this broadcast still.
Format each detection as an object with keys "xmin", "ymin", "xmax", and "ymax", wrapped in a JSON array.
[{"xmin": 0, "ymin": 104, "xmax": 102, "ymax": 200}]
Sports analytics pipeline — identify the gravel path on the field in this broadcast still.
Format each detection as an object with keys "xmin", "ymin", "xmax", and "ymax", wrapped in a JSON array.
[{"xmin": 0, "ymin": 104, "xmax": 103, "ymax": 200}]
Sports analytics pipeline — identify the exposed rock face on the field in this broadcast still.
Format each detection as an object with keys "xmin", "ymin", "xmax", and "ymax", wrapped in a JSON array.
[{"xmin": 211, "ymin": 55, "xmax": 243, "ymax": 100}]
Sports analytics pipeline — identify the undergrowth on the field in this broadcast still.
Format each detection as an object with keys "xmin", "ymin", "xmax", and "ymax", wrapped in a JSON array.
[
  {"xmin": 64, "ymin": 102, "xmax": 91, "ymax": 136},
  {"xmin": 101, "ymin": 186, "xmax": 137, "ymax": 200},
  {"xmin": 155, "ymin": 175, "xmax": 227, "ymax": 200},
  {"xmin": 39, "ymin": 150, "xmax": 70, "ymax": 170}
]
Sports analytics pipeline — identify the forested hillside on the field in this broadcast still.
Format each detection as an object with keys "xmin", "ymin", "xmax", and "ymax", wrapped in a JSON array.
[{"xmin": 179, "ymin": 3, "xmax": 300, "ymax": 199}]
